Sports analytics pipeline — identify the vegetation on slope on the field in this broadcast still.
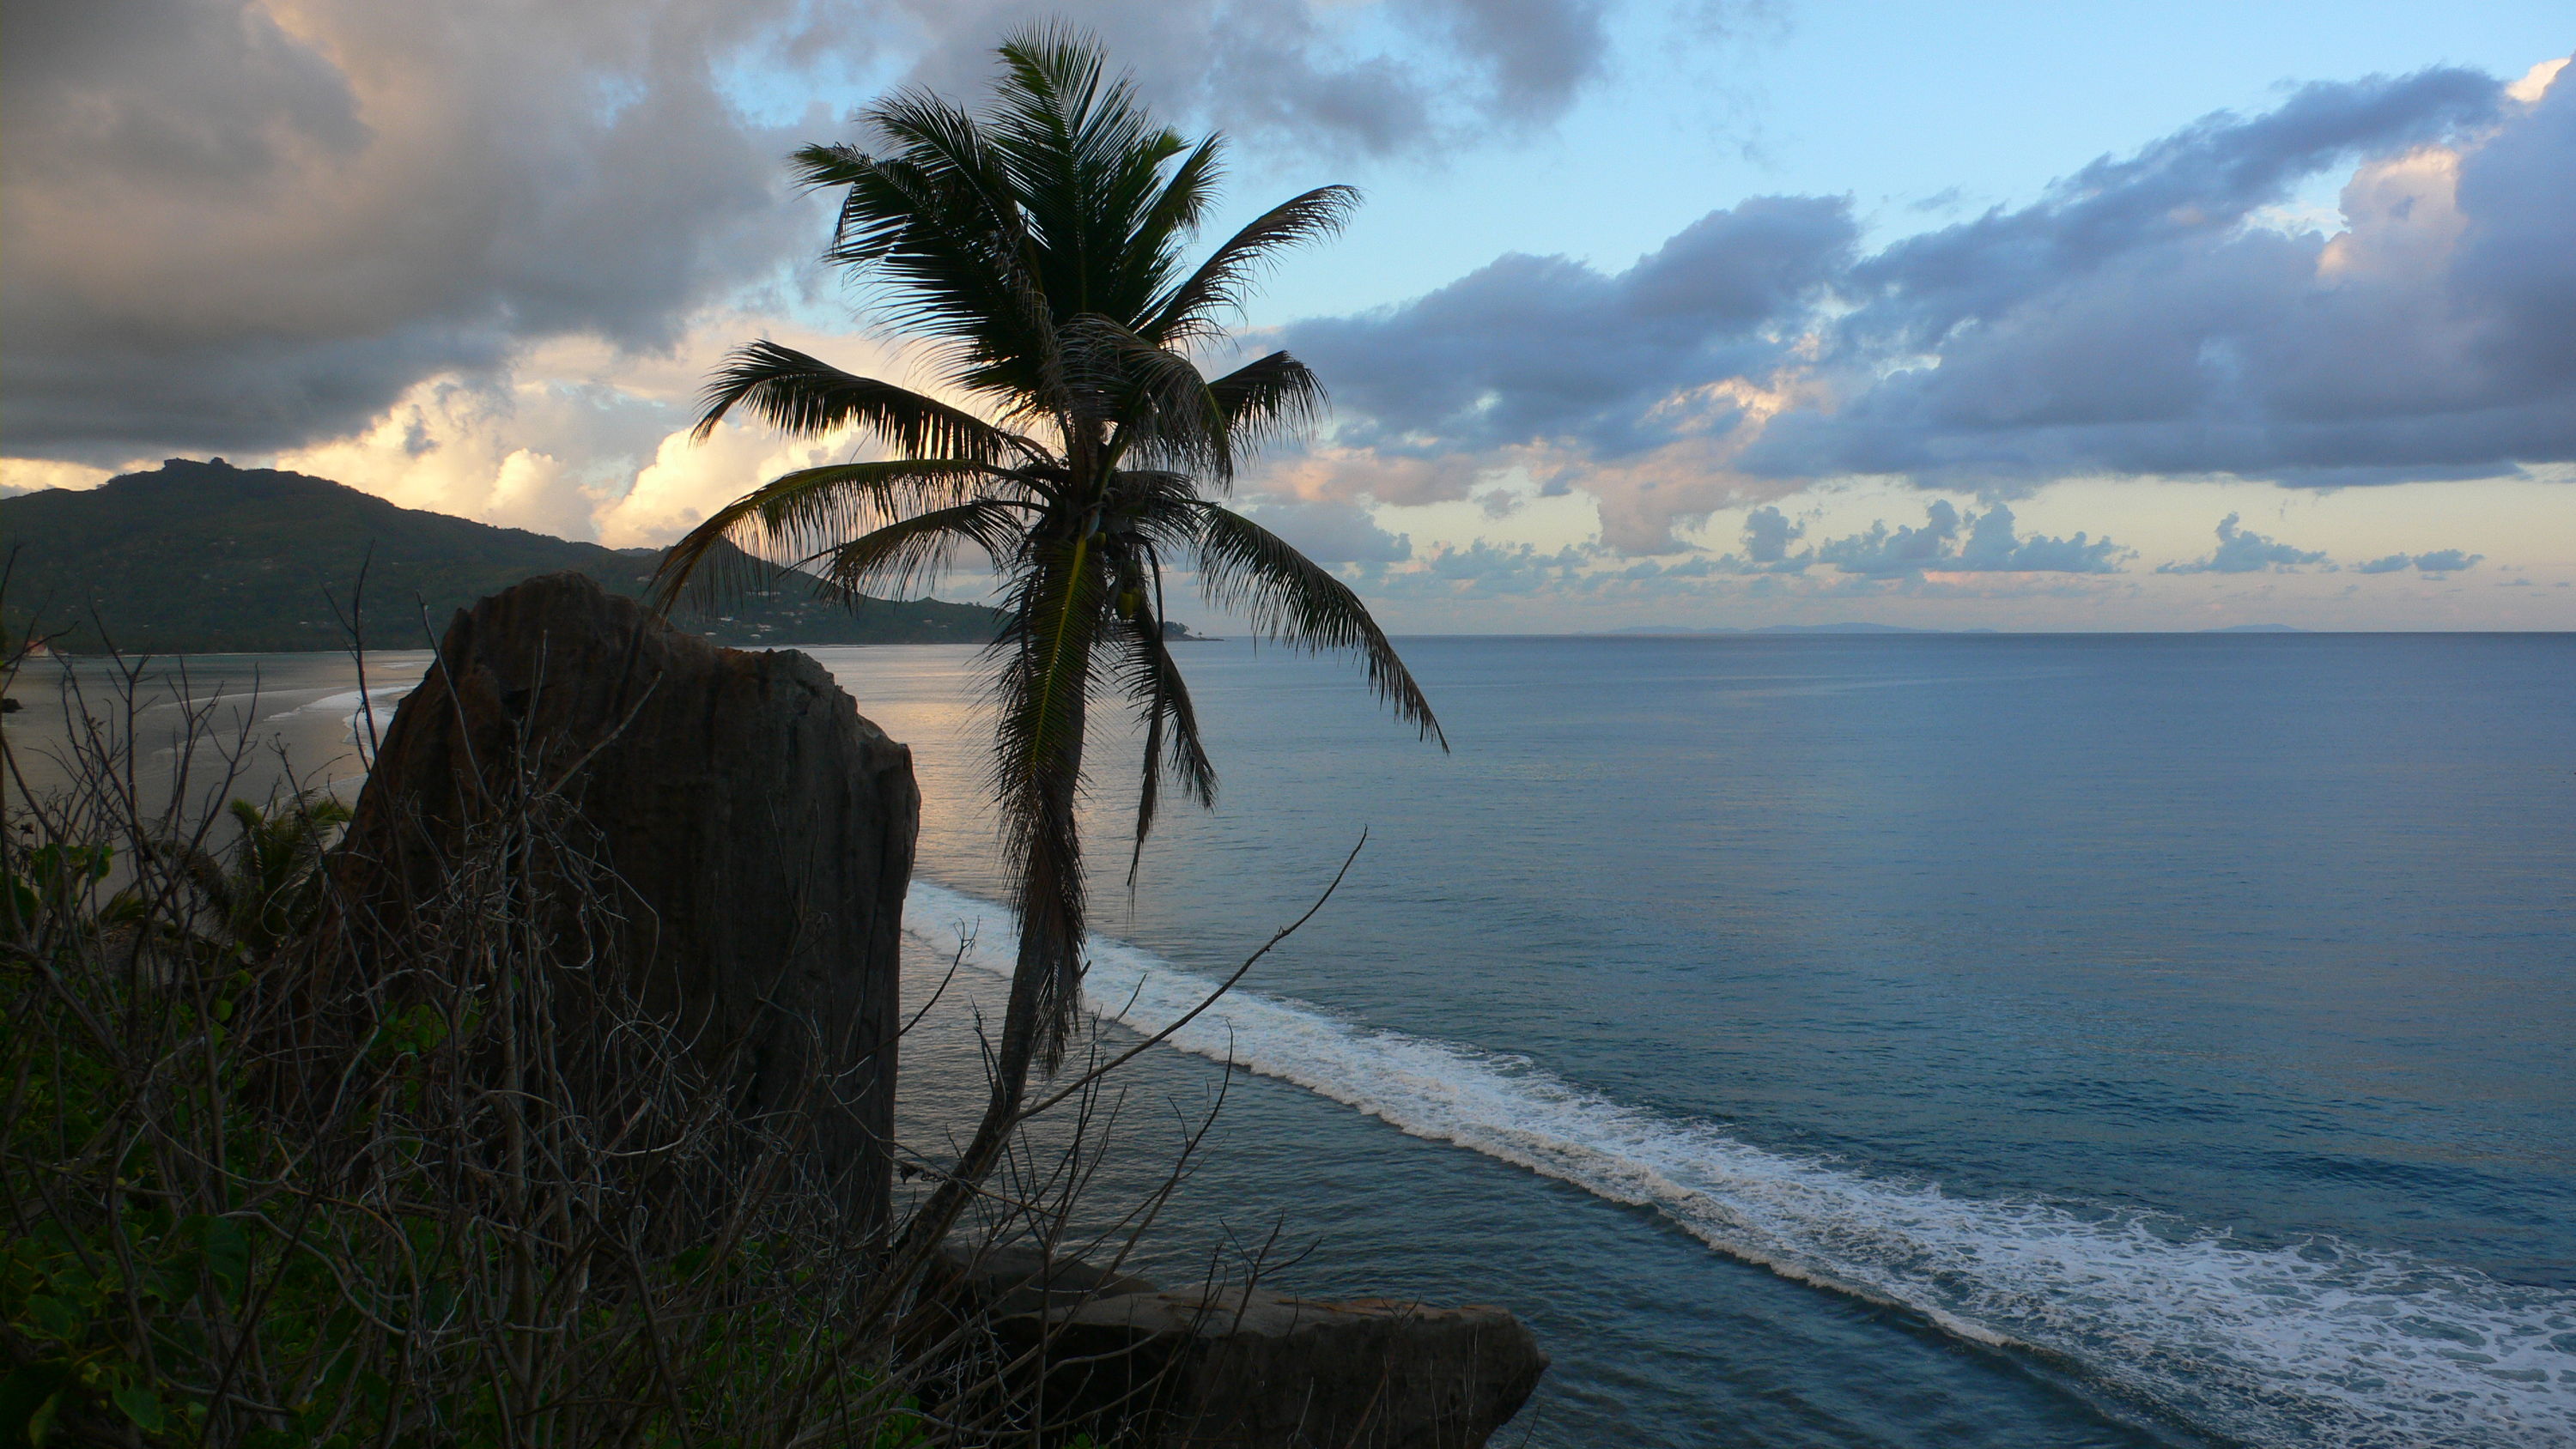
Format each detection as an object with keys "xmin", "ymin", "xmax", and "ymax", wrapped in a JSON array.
[{"xmin": 2, "ymin": 459, "xmax": 1005, "ymax": 655}]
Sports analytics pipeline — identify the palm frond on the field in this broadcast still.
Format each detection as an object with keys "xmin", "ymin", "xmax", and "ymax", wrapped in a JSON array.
[
  {"xmin": 1104, "ymin": 469, "xmax": 1206, "ymax": 523},
  {"xmin": 804, "ymin": 100, "xmax": 1065, "ymax": 405},
  {"xmin": 1108, "ymin": 585, "xmax": 1217, "ymax": 885},
  {"xmin": 1061, "ymin": 313, "xmax": 1227, "ymax": 476},
  {"xmin": 1144, "ymin": 185, "xmax": 1360, "ymax": 344},
  {"xmin": 1190, "ymin": 503, "xmax": 1445, "ymax": 747},
  {"xmin": 1206, "ymin": 351, "xmax": 1326, "ymax": 453},
  {"xmin": 648, "ymin": 458, "xmax": 1024, "ymax": 612},
  {"xmin": 807, "ymin": 500, "xmax": 1030, "ymax": 601},
  {"xmin": 692, "ymin": 342, "xmax": 1040, "ymax": 464},
  {"xmin": 992, "ymin": 25, "xmax": 1196, "ymax": 326},
  {"xmin": 1128, "ymin": 133, "xmax": 1223, "ymax": 287}
]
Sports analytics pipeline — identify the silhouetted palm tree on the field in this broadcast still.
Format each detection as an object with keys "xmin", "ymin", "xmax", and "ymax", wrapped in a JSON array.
[{"xmin": 652, "ymin": 28, "xmax": 1442, "ymax": 1243}]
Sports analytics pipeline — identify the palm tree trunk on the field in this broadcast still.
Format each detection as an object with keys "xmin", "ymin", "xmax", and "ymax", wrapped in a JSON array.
[{"xmin": 884, "ymin": 687, "xmax": 1086, "ymax": 1276}]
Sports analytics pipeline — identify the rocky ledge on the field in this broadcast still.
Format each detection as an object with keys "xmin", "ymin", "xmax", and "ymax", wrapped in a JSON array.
[{"xmin": 929, "ymin": 1242, "xmax": 1547, "ymax": 1448}]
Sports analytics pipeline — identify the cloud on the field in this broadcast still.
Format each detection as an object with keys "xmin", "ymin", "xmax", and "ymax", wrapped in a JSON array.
[
  {"xmin": 3, "ymin": 0, "xmax": 822, "ymax": 464},
  {"xmin": 1805, "ymin": 500, "xmax": 2129, "ymax": 577},
  {"xmin": 1273, "ymin": 193, "xmax": 1855, "ymax": 548},
  {"xmin": 2155, "ymin": 513, "xmax": 2331, "ymax": 574},
  {"xmin": 1409, "ymin": 540, "xmax": 1593, "ymax": 596},
  {"xmin": 1285, "ymin": 195, "xmax": 1856, "ymax": 460},
  {"xmin": 1233, "ymin": 498, "xmax": 1413, "ymax": 563},
  {"xmin": 1686, "ymin": 500, "xmax": 2129, "ymax": 576},
  {"xmin": 0, "ymin": 458, "xmax": 124, "ymax": 496},
  {"xmin": 888, "ymin": 0, "xmax": 1631, "ymax": 161},
  {"xmin": 1275, "ymin": 57, "xmax": 2576, "ymax": 552},
  {"xmin": 3, "ymin": 0, "xmax": 1662, "ymax": 468},
  {"xmin": 269, "ymin": 363, "xmax": 677, "ymax": 540},
  {"xmin": 1730, "ymin": 62, "xmax": 2575, "ymax": 488},
  {"xmin": 2354, "ymin": 548, "xmax": 2484, "ymax": 574},
  {"xmin": 598, "ymin": 415, "xmax": 860, "ymax": 549},
  {"xmin": 1313, "ymin": 504, "xmax": 2140, "ymax": 612},
  {"xmin": 1741, "ymin": 504, "xmax": 1802, "ymax": 563}
]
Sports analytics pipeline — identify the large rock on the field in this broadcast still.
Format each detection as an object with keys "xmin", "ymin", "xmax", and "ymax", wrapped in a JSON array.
[
  {"xmin": 932, "ymin": 1243, "xmax": 1547, "ymax": 1448},
  {"xmin": 335, "ymin": 571, "xmax": 916, "ymax": 1227}
]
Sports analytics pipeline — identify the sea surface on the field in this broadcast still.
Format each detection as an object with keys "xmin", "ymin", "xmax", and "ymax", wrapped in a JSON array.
[{"xmin": 9, "ymin": 634, "xmax": 2572, "ymax": 1447}]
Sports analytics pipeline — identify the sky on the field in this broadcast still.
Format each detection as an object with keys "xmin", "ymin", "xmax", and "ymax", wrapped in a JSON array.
[{"xmin": 4, "ymin": 0, "xmax": 2572, "ymax": 632}]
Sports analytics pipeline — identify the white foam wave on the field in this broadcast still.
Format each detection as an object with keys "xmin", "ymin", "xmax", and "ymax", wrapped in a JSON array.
[
  {"xmin": 269, "ymin": 685, "xmax": 416, "ymax": 745},
  {"xmin": 903, "ymin": 880, "xmax": 2576, "ymax": 1447}
]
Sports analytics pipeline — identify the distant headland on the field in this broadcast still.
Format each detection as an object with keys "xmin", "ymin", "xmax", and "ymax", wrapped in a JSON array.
[{"xmin": 3, "ymin": 458, "xmax": 1008, "ymax": 654}]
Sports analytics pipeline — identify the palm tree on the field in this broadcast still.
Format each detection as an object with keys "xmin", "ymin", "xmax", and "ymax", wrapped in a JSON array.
[
  {"xmin": 109, "ymin": 792, "xmax": 354, "ymax": 967},
  {"xmin": 650, "ymin": 28, "xmax": 1443, "ymax": 1250}
]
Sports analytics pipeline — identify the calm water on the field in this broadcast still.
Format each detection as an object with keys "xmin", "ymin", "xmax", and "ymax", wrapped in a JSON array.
[{"xmin": 10, "ymin": 635, "xmax": 2573, "ymax": 1446}]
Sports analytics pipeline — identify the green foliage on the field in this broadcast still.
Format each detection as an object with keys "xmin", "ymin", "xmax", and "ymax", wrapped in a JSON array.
[
  {"xmin": 99, "ymin": 791, "xmax": 353, "ymax": 966},
  {"xmin": 2, "ymin": 789, "xmax": 924, "ymax": 1448},
  {"xmin": 3, "ymin": 845, "xmax": 112, "ymax": 940}
]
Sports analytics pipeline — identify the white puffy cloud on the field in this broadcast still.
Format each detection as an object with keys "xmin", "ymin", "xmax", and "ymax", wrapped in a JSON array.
[{"xmin": 597, "ymin": 416, "xmax": 880, "ymax": 550}]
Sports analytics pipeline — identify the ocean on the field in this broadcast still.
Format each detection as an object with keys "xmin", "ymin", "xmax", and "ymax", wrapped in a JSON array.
[{"xmin": 12, "ymin": 633, "xmax": 2572, "ymax": 1446}]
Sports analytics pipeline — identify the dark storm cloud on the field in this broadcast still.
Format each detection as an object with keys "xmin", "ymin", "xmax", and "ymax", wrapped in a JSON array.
[
  {"xmin": 1732, "ymin": 64, "xmax": 2574, "ymax": 487},
  {"xmin": 3, "ymin": 0, "xmax": 1649, "ymax": 463},
  {"xmin": 1279, "ymin": 60, "xmax": 2574, "ymax": 542}
]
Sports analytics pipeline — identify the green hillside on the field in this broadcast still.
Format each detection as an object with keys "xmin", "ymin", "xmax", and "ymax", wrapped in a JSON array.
[{"xmin": 2, "ymin": 458, "xmax": 1005, "ymax": 654}]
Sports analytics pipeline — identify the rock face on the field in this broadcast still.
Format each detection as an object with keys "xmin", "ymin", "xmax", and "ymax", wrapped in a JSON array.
[
  {"xmin": 933, "ymin": 1243, "xmax": 1547, "ymax": 1448},
  {"xmin": 337, "ymin": 571, "xmax": 916, "ymax": 1227}
]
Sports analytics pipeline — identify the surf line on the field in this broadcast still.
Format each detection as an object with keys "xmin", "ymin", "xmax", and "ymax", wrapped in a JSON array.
[{"xmin": 902, "ymin": 879, "xmax": 2576, "ymax": 1449}]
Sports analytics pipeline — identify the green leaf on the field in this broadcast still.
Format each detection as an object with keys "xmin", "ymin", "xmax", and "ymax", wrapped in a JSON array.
[
  {"xmin": 0, "ymin": 1364, "xmax": 71, "ymax": 1449},
  {"xmin": 27, "ymin": 1391, "xmax": 59, "ymax": 1449},
  {"xmin": 22, "ymin": 1296, "xmax": 75, "ymax": 1341},
  {"xmin": 177, "ymin": 1215, "xmax": 250, "ymax": 1300},
  {"xmin": 112, "ymin": 1385, "xmax": 164, "ymax": 1433}
]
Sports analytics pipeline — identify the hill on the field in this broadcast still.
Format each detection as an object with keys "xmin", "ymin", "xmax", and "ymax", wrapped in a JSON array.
[{"xmin": 2, "ymin": 458, "xmax": 1006, "ymax": 654}]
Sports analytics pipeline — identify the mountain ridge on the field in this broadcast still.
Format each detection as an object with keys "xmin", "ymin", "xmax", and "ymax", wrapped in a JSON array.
[{"xmin": 3, "ymin": 459, "xmax": 1006, "ymax": 654}]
